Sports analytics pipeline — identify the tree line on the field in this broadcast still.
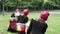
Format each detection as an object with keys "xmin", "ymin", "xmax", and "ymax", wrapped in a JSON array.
[{"xmin": 0, "ymin": 0, "xmax": 60, "ymax": 11}]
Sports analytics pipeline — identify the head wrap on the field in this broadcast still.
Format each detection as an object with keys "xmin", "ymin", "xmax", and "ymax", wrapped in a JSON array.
[
  {"xmin": 23, "ymin": 9, "xmax": 29, "ymax": 16},
  {"xmin": 40, "ymin": 11, "xmax": 49, "ymax": 20},
  {"xmin": 15, "ymin": 8, "xmax": 20, "ymax": 16}
]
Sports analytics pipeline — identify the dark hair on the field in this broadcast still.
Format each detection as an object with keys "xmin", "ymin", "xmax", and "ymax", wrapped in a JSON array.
[{"xmin": 11, "ymin": 13, "xmax": 15, "ymax": 17}]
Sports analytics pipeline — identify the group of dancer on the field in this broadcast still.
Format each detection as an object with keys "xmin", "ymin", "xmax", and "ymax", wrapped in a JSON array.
[{"xmin": 7, "ymin": 8, "xmax": 50, "ymax": 34}]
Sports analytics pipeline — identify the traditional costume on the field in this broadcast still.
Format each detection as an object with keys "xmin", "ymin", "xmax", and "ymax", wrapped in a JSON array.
[
  {"xmin": 17, "ymin": 15, "xmax": 28, "ymax": 34},
  {"xmin": 7, "ymin": 8, "xmax": 20, "ymax": 33},
  {"xmin": 27, "ymin": 11, "xmax": 49, "ymax": 34},
  {"xmin": 13, "ymin": 9, "xmax": 29, "ymax": 34}
]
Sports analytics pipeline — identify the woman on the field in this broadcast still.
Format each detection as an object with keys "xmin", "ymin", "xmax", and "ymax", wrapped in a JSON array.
[
  {"xmin": 17, "ymin": 9, "xmax": 29, "ymax": 34},
  {"xmin": 27, "ymin": 11, "xmax": 50, "ymax": 34},
  {"xmin": 7, "ymin": 8, "xmax": 20, "ymax": 33}
]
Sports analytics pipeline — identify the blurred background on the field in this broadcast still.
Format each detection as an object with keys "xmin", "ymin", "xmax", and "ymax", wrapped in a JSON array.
[
  {"xmin": 0, "ymin": 0, "xmax": 60, "ymax": 34},
  {"xmin": 0, "ymin": 0, "xmax": 60, "ymax": 14}
]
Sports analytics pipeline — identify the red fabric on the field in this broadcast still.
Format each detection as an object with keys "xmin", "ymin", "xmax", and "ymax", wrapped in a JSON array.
[
  {"xmin": 9, "ymin": 19, "xmax": 17, "ymax": 28},
  {"xmin": 40, "ymin": 11, "xmax": 49, "ymax": 20},
  {"xmin": 15, "ymin": 8, "xmax": 20, "ymax": 12},
  {"xmin": 20, "ymin": 25, "xmax": 25, "ymax": 31},
  {"xmin": 23, "ymin": 9, "xmax": 29, "ymax": 16}
]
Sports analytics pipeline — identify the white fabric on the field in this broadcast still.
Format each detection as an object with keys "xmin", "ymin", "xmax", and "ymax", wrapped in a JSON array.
[
  {"xmin": 16, "ymin": 23, "xmax": 25, "ymax": 26},
  {"xmin": 25, "ymin": 21, "xmax": 31, "ymax": 33},
  {"xmin": 15, "ymin": 12, "xmax": 20, "ymax": 16}
]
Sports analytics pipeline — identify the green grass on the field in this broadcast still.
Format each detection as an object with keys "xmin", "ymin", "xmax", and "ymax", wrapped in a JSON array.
[{"xmin": 0, "ymin": 12, "xmax": 60, "ymax": 34}]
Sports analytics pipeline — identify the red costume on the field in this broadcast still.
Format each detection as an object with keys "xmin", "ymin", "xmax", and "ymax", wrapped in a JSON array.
[
  {"xmin": 7, "ymin": 8, "xmax": 20, "ymax": 33},
  {"xmin": 7, "ymin": 17, "xmax": 17, "ymax": 32}
]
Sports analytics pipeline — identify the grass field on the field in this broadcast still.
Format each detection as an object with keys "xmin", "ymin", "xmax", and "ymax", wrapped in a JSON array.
[{"xmin": 0, "ymin": 12, "xmax": 60, "ymax": 34}]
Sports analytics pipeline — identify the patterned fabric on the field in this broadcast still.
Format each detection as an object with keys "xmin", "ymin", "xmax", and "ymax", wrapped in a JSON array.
[{"xmin": 13, "ymin": 23, "xmax": 26, "ymax": 32}]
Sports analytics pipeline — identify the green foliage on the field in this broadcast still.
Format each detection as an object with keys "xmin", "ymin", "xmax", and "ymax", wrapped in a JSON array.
[
  {"xmin": 6, "ymin": 0, "xmax": 17, "ymax": 7},
  {"xmin": 0, "ymin": 0, "xmax": 60, "ymax": 9},
  {"xmin": 16, "ymin": 0, "xmax": 43, "ymax": 9},
  {"xmin": 46, "ymin": 0, "xmax": 60, "ymax": 7},
  {"xmin": 51, "ymin": 0, "xmax": 60, "ymax": 7}
]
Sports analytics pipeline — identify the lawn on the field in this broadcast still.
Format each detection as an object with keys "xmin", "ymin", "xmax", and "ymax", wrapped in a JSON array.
[{"xmin": 0, "ymin": 12, "xmax": 60, "ymax": 34}]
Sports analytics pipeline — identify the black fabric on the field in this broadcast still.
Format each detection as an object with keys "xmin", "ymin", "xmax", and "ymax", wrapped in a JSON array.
[
  {"xmin": 7, "ymin": 28, "xmax": 17, "ymax": 33},
  {"xmin": 18, "ymin": 31, "xmax": 25, "ymax": 34},
  {"xmin": 27, "ymin": 19, "xmax": 48, "ymax": 34},
  {"xmin": 17, "ymin": 15, "xmax": 28, "ymax": 23},
  {"xmin": 17, "ymin": 15, "xmax": 28, "ymax": 34},
  {"xmin": 11, "ymin": 13, "xmax": 15, "ymax": 17}
]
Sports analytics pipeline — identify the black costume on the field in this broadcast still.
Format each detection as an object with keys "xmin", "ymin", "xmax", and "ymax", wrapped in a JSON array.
[
  {"xmin": 17, "ymin": 15, "xmax": 28, "ymax": 23},
  {"xmin": 17, "ymin": 15, "xmax": 28, "ymax": 34},
  {"xmin": 27, "ymin": 19, "xmax": 48, "ymax": 34}
]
